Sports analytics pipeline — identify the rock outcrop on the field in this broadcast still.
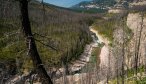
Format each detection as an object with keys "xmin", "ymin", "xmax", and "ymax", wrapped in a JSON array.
[{"xmin": 126, "ymin": 13, "xmax": 146, "ymax": 68}]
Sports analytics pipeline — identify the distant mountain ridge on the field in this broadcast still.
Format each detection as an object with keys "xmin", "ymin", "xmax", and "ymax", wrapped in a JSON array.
[{"xmin": 70, "ymin": 0, "xmax": 117, "ymax": 13}]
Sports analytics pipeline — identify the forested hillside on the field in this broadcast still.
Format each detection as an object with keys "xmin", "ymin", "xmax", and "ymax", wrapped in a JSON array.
[
  {"xmin": 70, "ymin": 0, "xmax": 116, "ymax": 13},
  {"xmin": 0, "ymin": 0, "xmax": 98, "ymax": 82},
  {"xmin": 1, "ymin": 0, "xmax": 146, "ymax": 84}
]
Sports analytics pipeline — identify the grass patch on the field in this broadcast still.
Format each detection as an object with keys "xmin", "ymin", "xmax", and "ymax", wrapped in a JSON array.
[
  {"xmin": 104, "ymin": 13, "xmax": 117, "ymax": 18},
  {"xmin": 137, "ymin": 77, "xmax": 146, "ymax": 84},
  {"xmin": 109, "ymin": 66, "xmax": 146, "ymax": 84},
  {"xmin": 92, "ymin": 15, "xmax": 133, "ymax": 46},
  {"xmin": 80, "ymin": 47, "xmax": 101, "ymax": 73},
  {"xmin": 92, "ymin": 19, "xmax": 116, "ymax": 42},
  {"xmin": 90, "ymin": 47, "xmax": 101, "ymax": 64}
]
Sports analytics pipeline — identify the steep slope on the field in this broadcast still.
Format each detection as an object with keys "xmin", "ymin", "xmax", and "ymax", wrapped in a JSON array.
[
  {"xmin": 126, "ymin": 13, "xmax": 146, "ymax": 68},
  {"xmin": 0, "ymin": 0, "xmax": 97, "ymax": 79},
  {"xmin": 108, "ymin": 12, "xmax": 146, "ymax": 84}
]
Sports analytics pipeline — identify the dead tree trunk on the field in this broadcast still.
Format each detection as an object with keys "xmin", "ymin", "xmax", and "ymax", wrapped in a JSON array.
[
  {"xmin": 121, "ymin": 19, "xmax": 125, "ymax": 84},
  {"xmin": 144, "ymin": 44, "xmax": 146, "ymax": 74},
  {"xmin": 107, "ymin": 48, "xmax": 111, "ymax": 84},
  {"xmin": 19, "ymin": 0, "xmax": 53, "ymax": 83},
  {"xmin": 42, "ymin": 0, "xmax": 46, "ymax": 25},
  {"xmin": 135, "ymin": 12, "xmax": 144, "ymax": 75}
]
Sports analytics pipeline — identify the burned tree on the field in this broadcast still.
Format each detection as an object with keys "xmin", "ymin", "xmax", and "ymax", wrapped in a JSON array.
[{"xmin": 19, "ymin": 0, "xmax": 53, "ymax": 83}]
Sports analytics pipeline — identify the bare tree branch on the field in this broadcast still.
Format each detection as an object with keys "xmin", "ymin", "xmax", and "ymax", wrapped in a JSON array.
[{"xmin": 34, "ymin": 38, "xmax": 58, "ymax": 51}]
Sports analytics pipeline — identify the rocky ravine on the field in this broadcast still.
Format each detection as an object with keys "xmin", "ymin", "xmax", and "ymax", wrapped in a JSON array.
[
  {"xmin": 54, "ymin": 13, "xmax": 146, "ymax": 84},
  {"xmin": 90, "ymin": 27, "xmax": 117, "ymax": 84},
  {"xmin": 7, "ymin": 26, "xmax": 101, "ymax": 84},
  {"xmin": 8, "ymin": 13, "xmax": 146, "ymax": 83},
  {"xmin": 90, "ymin": 27, "xmax": 110, "ymax": 68},
  {"xmin": 55, "ymin": 26, "xmax": 114, "ymax": 84}
]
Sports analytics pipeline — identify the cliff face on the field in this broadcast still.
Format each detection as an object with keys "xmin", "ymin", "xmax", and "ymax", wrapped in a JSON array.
[
  {"xmin": 126, "ymin": 13, "xmax": 146, "ymax": 68},
  {"xmin": 112, "ymin": 12, "xmax": 146, "ymax": 70},
  {"xmin": 106, "ymin": 12, "xmax": 146, "ymax": 77}
]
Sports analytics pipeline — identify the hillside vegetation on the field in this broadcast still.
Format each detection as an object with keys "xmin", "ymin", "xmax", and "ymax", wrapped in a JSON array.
[{"xmin": 0, "ymin": 0, "xmax": 98, "ymax": 71}]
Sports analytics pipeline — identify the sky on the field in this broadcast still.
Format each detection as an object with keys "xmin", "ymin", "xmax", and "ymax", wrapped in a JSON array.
[{"xmin": 43, "ymin": 0, "xmax": 92, "ymax": 8}]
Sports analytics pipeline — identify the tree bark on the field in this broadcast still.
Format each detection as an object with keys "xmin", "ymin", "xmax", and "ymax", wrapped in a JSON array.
[
  {"xmin": 121, "ymin": 20, "xmax": 125, "ymax": 84},
  {"xmin": 19, "ymin": 0, "xmax": 53, "ymax": 83},
  {"xmin": 135, "ymin": 12, "xmax": 144, "ymax": 75}
]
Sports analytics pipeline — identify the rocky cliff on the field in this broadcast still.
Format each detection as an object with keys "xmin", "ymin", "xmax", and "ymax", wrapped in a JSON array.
[{"xmin": 126, "ymin": 13, "xmax": 146, "ymax": 68}]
